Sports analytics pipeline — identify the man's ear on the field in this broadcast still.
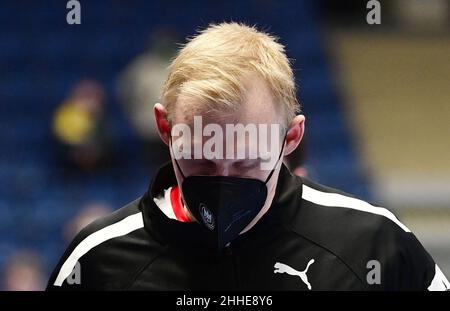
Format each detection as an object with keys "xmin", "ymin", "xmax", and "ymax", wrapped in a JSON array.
[
  {"xmin": 283, "ymin": 115, "xmax": 305, "ymax": 156},
  {"xmin": 154, "ymin": 103, "xmax": 170, "ymax": 146}
]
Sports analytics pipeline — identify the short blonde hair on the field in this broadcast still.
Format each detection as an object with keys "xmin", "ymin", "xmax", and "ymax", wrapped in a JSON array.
[{"xmin": 160, "ymin": 22, "xmax": 300, "ymax": 126}]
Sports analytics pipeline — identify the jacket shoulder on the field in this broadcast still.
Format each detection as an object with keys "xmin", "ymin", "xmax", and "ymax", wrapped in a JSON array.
[
  {"xmin": 46, "ymin": 198, "xmax": 161, "ymax": 290},
  {"xmin": 293, "ymin": 178, "xmax": 441, "ymax": 290}
]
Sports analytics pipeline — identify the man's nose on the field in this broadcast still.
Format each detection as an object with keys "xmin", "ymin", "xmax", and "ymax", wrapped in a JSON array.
[{"xmin": 214, "ymin": 164, "xmax": 230, "ymax": 176}]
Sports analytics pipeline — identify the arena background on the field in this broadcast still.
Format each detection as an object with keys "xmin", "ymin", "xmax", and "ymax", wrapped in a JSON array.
[{"xmin": 0, "ymin": 0, "xmax": 449, "ymax": 290}]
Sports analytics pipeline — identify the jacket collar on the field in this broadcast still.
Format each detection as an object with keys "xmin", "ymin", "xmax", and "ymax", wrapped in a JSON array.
[{"xmin": 140, "ymin": 161, "xmax": 303, "ymax": 254}]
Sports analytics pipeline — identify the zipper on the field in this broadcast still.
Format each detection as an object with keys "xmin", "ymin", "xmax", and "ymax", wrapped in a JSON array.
[{"xmin": 223, "ymin": 242, "xmax": 240, "ymax": 289}]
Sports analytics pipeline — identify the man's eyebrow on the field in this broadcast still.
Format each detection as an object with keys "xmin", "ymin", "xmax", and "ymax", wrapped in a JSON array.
[
  {"xmin": 259, "ymin": 153, "xmax": 273, "ymax": 161},
  {"xmin": 236, "ymin": 158, "xmax": 262, "ymax": 165}
]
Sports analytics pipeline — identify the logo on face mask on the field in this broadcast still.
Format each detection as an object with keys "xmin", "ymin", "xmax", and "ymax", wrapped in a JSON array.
[{"xmin": 199, "ymin": 203, "xmax": 215, "ymax": 230}]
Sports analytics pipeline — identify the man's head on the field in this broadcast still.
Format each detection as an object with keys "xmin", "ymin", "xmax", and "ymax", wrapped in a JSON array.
[
  {"xmin": 154, "ymin": 22, "xmax": 305, "ymax": 241},
  {"xmin": 160, "ymin": 22, "xmax": 299, "ymax": 125}
]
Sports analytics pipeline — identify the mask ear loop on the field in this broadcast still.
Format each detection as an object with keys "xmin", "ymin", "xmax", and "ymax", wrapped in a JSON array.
[
  {"xmin": 263, "ymin": 132, "xmax": 287, "ymax": 184},
  {"xmin": 169, "ymin": 135, "xmax": 187, "ymax": 180}
]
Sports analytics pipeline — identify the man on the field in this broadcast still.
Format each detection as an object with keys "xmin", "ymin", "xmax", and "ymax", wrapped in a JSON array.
[{"xmin": 47, "ymin": 23, "xmax": 449, "ymax": 290}]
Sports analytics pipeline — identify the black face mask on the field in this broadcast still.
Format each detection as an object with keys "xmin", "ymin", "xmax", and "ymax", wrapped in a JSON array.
[{"xmin": 170, "ymin": 136, "xmax": 286, "ymax": 250}]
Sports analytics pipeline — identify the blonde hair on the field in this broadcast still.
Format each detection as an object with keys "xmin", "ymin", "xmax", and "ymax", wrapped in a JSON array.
[{"xmin": 160, "ymin": 22, "xmax": 300, "ymax": 126}]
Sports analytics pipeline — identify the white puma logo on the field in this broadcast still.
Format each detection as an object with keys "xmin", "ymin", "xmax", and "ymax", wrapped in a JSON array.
[{"xmin": 274, "ymin": 259, "xmax": 315, "ymax": 290}]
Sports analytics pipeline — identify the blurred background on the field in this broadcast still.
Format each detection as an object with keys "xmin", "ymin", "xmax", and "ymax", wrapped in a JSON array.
[{"xmin": 0, "ymin": 0, "xmax": 448, "ymax": 290}]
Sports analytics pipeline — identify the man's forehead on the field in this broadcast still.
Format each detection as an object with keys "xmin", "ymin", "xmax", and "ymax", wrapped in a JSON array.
[
  {"xmin": 172, "ymin": 105, "xmax": 282, "ymax": 129},
  {"xmin": 172, "ymin": 76, "xmax": 283, "ymax": 127}
]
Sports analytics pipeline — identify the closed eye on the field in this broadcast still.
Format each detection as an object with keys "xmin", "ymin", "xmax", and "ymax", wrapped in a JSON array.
[
  {"xmin": 234, "ymin": 159, "xmax": 261, "ymax": 170},
  {"xmin": 180, "ymin": 159, "xmax": 217, "ymax": 175}
]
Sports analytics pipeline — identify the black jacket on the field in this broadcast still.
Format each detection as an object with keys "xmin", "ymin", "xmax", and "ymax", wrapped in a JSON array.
[{"xmin": 47, "ymin": 163, "xmax": 449, "ymax": 290}]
